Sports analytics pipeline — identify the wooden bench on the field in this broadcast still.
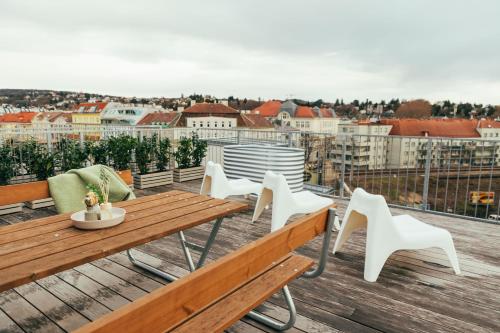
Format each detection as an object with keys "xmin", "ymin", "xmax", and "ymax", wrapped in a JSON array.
[
  {"xmin": 0, "ymin": 170, "xmax": 133, "ymax": 209},
  {"xmin": 75, "ymin": 205, "xmax": 336, "ymax": 333}
]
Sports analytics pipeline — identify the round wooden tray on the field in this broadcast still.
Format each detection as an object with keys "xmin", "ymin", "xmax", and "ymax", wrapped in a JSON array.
[{"xmin": 71, "ymin": 207, "xmax": 126, "ymax": 230}]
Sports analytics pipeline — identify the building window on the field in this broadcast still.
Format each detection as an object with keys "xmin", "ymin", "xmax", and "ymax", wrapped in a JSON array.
[
  {"xmin": 200, "ymin": 121, "xmax": 203, "ymax": 128},
  {"xmin": 207, "ymin": 121, "xmax": 211, "ymax": 128},
  {"xmin": 214, "ymin": 121, "xmax": 218, "ymax": 128},
  {"xmin": 228, "ymin": 122, "xmax": 232, "ymax": 128},
  {"xmin": 192, "ymin": 121, "xmax": 196, "ymax": 127},
  {"xmin": 222, "ymin": 121, "xmax": 225, "ymax": 128}
]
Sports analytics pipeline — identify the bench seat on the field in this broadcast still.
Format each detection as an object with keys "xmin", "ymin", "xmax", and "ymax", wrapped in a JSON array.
[{"xmin": 170, "ymin": 254, "xmax": 313, "ymax": 332}]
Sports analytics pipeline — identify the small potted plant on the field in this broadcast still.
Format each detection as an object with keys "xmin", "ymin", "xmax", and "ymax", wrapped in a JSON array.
[
  {"xmin": 133, "ymin": 134, "xmax": 173, "ymax": 189},
  {"xmin": 173, "ymin": 133, "xmax": 207, "ymax": 182},
  {"xmin": 86, "ymin": 166, "xmax": 112, "ymax": 219}
]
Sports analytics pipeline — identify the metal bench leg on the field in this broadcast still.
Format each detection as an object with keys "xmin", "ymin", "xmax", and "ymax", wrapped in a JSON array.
[
  {"xmin": 246, "ymin": 285, "xmax": 296, "ymax": 331},
  {"xmin": 127, "ymin": 217, "xmax": 224, "ymax": 281},
  {"xmin": 302, "ymin": 207, "xmax": 336, "ymax": 279}
]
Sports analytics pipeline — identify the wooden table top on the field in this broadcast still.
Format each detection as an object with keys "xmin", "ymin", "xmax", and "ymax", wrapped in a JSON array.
[{"xmin": 0, "ymin": 190, "xmax": 248, "ymax": 292}]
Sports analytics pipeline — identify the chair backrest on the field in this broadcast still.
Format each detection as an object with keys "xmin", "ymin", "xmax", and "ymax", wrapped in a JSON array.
[
  {"xmin": 262, "ymin": 171, "xmax": 293, "ymax": 201},
  {"xmin": 344, "ymin": 188, "xmax": 398, "ymax": 239},
  {"xmin": 200, "ymin": 161, "xmax": 229, "ymax": 198},
  {"xmin": 74, "ymin": 206, "xmax": 332, "ymax": 333}
]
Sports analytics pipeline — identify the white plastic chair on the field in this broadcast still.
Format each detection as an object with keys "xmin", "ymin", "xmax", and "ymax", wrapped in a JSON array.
[
  {"xmin": 332, "ymin": 188, "xmax": 461, "ymax": 282},
  {"xmin": 252, "ymin": 170, "xmax": 334, "ymax": 231},
  {"xmin": 200, "ymin": 161, "xmax": 262, "ymax": 199}
]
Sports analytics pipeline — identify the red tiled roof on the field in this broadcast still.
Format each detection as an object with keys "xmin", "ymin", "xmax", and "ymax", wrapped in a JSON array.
[
  {"xmin": 477, "ymin": 119, "xmax": 500, "ymax": 129},
  {"xmin": 252, "ymin": 100, "xmax": 282, "ymax": 117},
  {"xmin": 0, "ymin": 112, "xmax": 38, "ymax": 123},
  {"xmin": 319, "ymin": 108, "xmax": 334, "ymax": 118},
  {"xmin": 183, "ymin": 103, "xmax": 238, "ymax": 114},
  {"xmin": 35, "ymin": 112, "xmax": 72, "ymax": 123},
  {"xmin": 240, "ymin": 114, "xmax": 274, "ymax": 128},
  {"xmin": 380, "ymin": 119, "xmax": 481, "ymax": 138},
  {"xmin": 74, "ymin": 102, "xmax": 108, "ymax": 113},
  {"xmin": 137, "ymin": 112, "xmax": 179, "ymax": 126},
  {"xmin": 295, "ymin": 106, "xmax": 314, "ymax": 118}
]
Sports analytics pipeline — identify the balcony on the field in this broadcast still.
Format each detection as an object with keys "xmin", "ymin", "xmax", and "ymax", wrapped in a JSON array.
[{"xmin": 1, "ymin": 179, "xmax": 496, "ymax": 333}]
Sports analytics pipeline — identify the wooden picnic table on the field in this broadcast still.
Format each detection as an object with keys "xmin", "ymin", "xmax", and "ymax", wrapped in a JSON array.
[{"xmin": 0, "ymin": 190, "xmax": 248, "ymax": 292}]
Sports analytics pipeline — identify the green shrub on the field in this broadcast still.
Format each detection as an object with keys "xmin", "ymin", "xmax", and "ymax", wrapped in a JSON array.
[
  {"xmin": 135, "ymin": 136, "xmax": 154, "ymax": 175},
  {"xmin": 191, "ymin": 133, "xmax": 207, "ymax": 167},
  {"xmin": 174, "ymin": 133, "xmax": 207, "ymax": 169},
  {"xmin": 174, "ymin": 136, "xmax": 193, "ymax": 169},
  {"xmin": 0, "ymin": 144, "xmax": 15, "ymax": 185},
  {"xmin": 85, "ymin": 140, "xmax": 108, "ymax": 166},
  {"xmin": 60, "ymin": 138, "xmax": 87, "ymax": 171},
  {"xmin": 32, "ymin": 145, "xmax": 59, "ymax": 180},
  {"xmin": 155, "ymin": 134, "xmax": 171, "ymax": 172},
  {"xmin": 107, "ymin": 135, "xmax": 137, "ymax": 171}
]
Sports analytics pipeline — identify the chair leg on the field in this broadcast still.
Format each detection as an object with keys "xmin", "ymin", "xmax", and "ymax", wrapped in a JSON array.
[
  {"xmin": 440, "ymin": 234, "xmax": 461, "ymax": 275},
  {"xmin": 332, "ymin": 210, "xmax": 367, "ymax": 254},
  {"xmin": 364, "ymin": 248, "xmax": 393, "ymax": 282}
]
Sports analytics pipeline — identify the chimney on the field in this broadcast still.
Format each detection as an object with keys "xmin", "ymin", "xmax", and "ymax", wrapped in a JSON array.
[
  {"xmin": 190, "ymin": 100, "xmax": 196, "ymax": 107},
  {"xmin": 220, "ymin": 99, "xmax": 229, "ymax": 106}
]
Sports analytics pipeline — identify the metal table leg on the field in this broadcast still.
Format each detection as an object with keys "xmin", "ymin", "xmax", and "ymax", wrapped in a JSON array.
[{"xmin": 127, "ymin": 217, "xmax": 225, "ymax": 281}]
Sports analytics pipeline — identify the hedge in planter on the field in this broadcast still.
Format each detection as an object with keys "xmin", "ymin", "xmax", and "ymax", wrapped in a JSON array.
[
  {"xmin": 0, "ymin": 143, "xmax": 15, "ymax": 185},
  {"xmin": 60, "ymin": 138, "xmax": 87, "ymax": 172},
  {"xmin": 173, "ymin": 133, "xmax": 207, "ymax": 182},
  {"xmin": 108, "ymin": 134, "xmax": 137, "ymax": 171},
  {"xmin": 133, "ymin": 135, "xmax": 173, "ymax": 189}
]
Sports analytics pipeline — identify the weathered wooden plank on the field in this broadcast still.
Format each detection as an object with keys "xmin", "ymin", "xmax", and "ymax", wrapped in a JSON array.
[
  {"xmin": 91, "ymin": 258, "xmax": 164, "ymax": 293},
  {"xmin": 36, "ymin": 275, "xmax": 111, "ymax": 321},
  {"xmin": 0, "ymin": 309, "xmax": 24, "ymax": 333},
  {"xmin": 15, "ymin": 282, "xmax": 89, "ymax": 332},
  {"xmin": 74, "ymin": 264, "xmax": 147, "ymax": 302},
  {"xmin": 57, "ymin": 270, "xmax": 129, "ymax": 311},
  {"xmin": 0, "ymin": 290, "xmax": 63, "ymax": 333}
]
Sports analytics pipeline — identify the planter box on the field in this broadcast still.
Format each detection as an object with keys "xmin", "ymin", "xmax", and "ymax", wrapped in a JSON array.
[
  {"xmin": 9, "ymin": 174, "xmax": 37, "ymax": 185},
  {"xmin": 173, "ymin": 166, "xmax": 205, "ymax": 182},
  {"xmin": 0, "ymin": 203, "xmax": 23, "ymax": 216},
  {"xmin": 26, "ymin": 197, "xmax": 55, "ymax": 209},
  {"xmin": 134, "ymin": 171, "xmax": 173, "ymax": 189}
]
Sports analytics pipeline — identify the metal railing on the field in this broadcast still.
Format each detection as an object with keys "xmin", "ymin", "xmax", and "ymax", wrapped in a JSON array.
[{"xmin": 0, "ymin": 125, "xmax": 498, "ymax": 223}]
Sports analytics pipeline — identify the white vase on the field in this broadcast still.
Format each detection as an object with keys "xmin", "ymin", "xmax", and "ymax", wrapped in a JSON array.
[{"xmin": 100, "ymin": 202, "xmax": 113, "ymax": 220}]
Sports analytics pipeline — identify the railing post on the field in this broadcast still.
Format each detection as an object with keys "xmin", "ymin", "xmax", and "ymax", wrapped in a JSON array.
[
  {"xmin": 339, "ymin": 138, "xmax": 346, "ymax": 198},
  {"xmin": 46, "ymin": 127, "xmax": 52, "ymax": 152},
  {"xmin": 236, "ymin": 129, "xmax": 241, "ymax": 145},
  {"xmin": 79, "ymin": 131, "xmax": 84, "ymax": 149},
  {"xmin": 422, "ymin": 138, "xmax": 432, "ymax": 211}
]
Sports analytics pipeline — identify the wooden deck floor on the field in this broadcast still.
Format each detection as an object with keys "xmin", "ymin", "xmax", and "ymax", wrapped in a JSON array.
[{"xmin": 0, "ymin": 180, "xmax": 499, "ymax": 333}]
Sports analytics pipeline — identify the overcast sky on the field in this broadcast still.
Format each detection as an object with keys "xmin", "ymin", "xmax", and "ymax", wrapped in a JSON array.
[{"xmin": 1, "ymin": 0, "xmax": 499, "ymax": 104}]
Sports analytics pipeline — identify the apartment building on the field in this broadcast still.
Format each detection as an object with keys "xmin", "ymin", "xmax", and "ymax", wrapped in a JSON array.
[
  {"xmin": 381, "ymin": 119, "xmax": 500, "ymax": 169},
  {"xmin": 71, "ymin": 102, "xmax": 108, "ymax": 127},
  {"xmin": 252, "ymin": 100, "xmax": 339, "ymax": 133},
  {"xmin": 332, "ymin": 121, "xmax": 392, "ymax": 170},
  {"xmin": 101, "ymin": 103, "xmax": 161, "ymax": 126}
]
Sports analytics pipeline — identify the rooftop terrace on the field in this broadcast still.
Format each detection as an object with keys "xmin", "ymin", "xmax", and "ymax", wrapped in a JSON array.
[{"xmin": 0, "ymin": 179, "xmax": 498, "ymax": 333}]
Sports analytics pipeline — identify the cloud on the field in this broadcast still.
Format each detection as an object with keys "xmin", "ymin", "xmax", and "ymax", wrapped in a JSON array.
[{"xmin": 0, "ymin": 0, "xmax": 499, "ymax": 104}]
